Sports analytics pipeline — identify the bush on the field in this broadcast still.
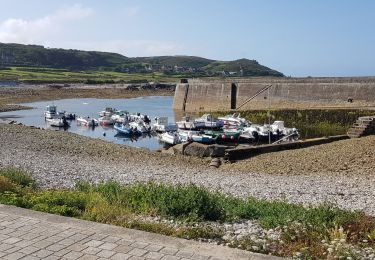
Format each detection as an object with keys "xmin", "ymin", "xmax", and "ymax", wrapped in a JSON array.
[
  {"xmin": 0, "ymin": 168, "xmax": 35, "ymax": 188},
  {"xmin": 29, "ymin": 190, "xmax": 89, "ymax": 217},
  {"xmin": 0, "ymin": 176, "xmax": 17, "ymax": 193}
]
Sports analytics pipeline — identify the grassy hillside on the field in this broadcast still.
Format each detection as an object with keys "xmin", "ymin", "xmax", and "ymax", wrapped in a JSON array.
[{"xmin": 0, "ymin": 42, "xmax": 284, "ymax": 81}]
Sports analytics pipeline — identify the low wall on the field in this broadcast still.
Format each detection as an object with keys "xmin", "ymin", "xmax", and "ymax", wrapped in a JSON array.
[
  {"xmin": 226, "ymin": 135, "xmax": 349, "ymax": 160},
  {"xmin": 173, "ymin": 77, "xmax": 375, "ymax": 112}
]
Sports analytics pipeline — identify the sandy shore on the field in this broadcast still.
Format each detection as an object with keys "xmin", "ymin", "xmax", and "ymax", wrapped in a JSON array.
[{"xmin": 1, "ymin": 123, "xmax": 375, "ymax": 216}]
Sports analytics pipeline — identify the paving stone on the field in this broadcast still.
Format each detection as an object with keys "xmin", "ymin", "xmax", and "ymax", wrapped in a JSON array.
[
  {"xmin": 159, "ymin": 248, "xmax": 178, "ymax": 256},
  {"xmin": 131, "ymin": 242, "xmax": 149, "ymax": 249},
  {"xmin": 117, "ymin": 239, "xmax": 133, "ymax": 246},
  {"xmin": 110, "ymin": 252, "xmax": 132, "ymax": 260},
  {"xmin": 114, "ymin": 244, "xmax": 132, "ymax": 254},
  {"xmin": 3, "ymin": 237, "xmax": 22, "ymax": 244},
  {"xmin": 79, "ymin": 255, "xmax": 99, "ymax": 260},
  {"xmin": 59, "ymin": 238, "xmax": 77, "ymax": 246},
  {"xmin": 46, "ymin": 243, "xmax": 68, "ymax": 252},
  {"xmin": 20, "ymin": 256, "xmax": 41, "ymax": 260},
  {"xmin": 32, "ymin": 239, "xmax": 55, "ymax": 249},
  {"xmin": 102, "ymin": 236, "xmax": 121, "ymax": 243},
  {"xmin": 6, "ymin": 245, "xmax": 22, "ymax": 254},
  {"xmin": 19, "ymin": 245, "xmax": 40, "ymax": 254},
  {"xmin": 84, "ymin": 240, "xmax": 104, "ymax": 248},
  {"xmin": 98, "ymin": 242, "xmax": 118, "ymax": 250},
  {"xmin": 0, "ymin": 243, "xmax": 14, "ymax": 251},
  {"xmin": 63, "ymin": 251, "xmax": 84, "ymax": 260},
  {"xmin": 176, "ymin": 251, "xmax": 194, "ymax": 258},
  {"xmin": 32, "ymin": 249, "xmax": 54, "ymax": 258},
  {"xmin": 96, "ymin": 249, "xmax": 116, "ymax": 258},
  {"xmin": 3, "ymin": 252, "xmax": 26, "ymax": 260},
  {"xmin": 129, "ymin": 257, "xmax": 146, "ymax": 260},
  {"xmin": 145, "ymin": 244, "xmax": 164, "ymax": 252},
  {"xmin": 67, "ymin": 243, "xmax": 89, "ymax": 252},
  {"xmin": 161, "ymin": 256, "xmax": 180, "ymax": 260},
  {"xmin": 128, "ymin": 248, "xmax": 148, "ymax": 257},
  {"xmin": 144, "ymin": 251, "xmax": 165, "ymax": 260},
  {"xmin": 53, "ymin": 248, "xmax": 71, "ymax": 257},
  {"xmin": 82, "ymin": 247, "xmax": 102, "ymax": 255},
  {"xmin": 191, "ymin": 254, "xmax": 209, "ymax": 260}
]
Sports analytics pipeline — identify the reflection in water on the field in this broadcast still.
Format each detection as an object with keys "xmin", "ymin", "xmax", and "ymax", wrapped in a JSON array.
[{"xmin": 0, "ymin": 96, "xmax": 175, "ymax": 150}]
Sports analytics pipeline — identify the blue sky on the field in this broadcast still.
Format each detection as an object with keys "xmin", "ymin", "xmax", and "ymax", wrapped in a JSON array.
[{"xmin": 0, "ymin": 0, "xmax": 374, "ymax": 77}]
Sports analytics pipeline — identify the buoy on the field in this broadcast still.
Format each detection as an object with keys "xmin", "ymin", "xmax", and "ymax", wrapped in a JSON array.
[{"xmin": 103, "ymin": 132, "xmax": 106, "ymax": 136}]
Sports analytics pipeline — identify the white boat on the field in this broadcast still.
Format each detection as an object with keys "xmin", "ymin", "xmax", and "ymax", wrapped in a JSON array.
[
  {"xmin": 243, "ymin": 124, "xmax": 270, "ymax": 139},
  {"xmin": 129, "ymin": 120, "xmax": 151, "ymax": 133},
  {"xmin": 158, "ymin": 132, "xmax": 181, "ymax": 145},
  {"xmin": 77, "ymin": 116, "xmax": 99, "ymax": 126},
  {"xmin": 98, "ymin": 116, "xmax": 114, "ymax": 126},
  {"xmin": 46, "ymin": 118, "xmax": 69, "ymax": 127},
  {"xmin": 270, "ymin": 121, "xmax": 298, "ymax": 136},
  {"xmin": 218, "ymin": 113, "xmax": 249, "ymax": 127},
  {"xmin": 44, "ymin": 105, "xmax": 58, "ymax": 119},
  {"xmin": 114, "ymin": 122, "xmax": 141, "ymax": 135},
  {"xmin": 176, "ymin": 116, "xmax": 205, "ymax": 130},
  {"xmin": 194, "ymin": 114, "xmax": 224, "ymax": 129},
  {"xmin": 99, "ymin": 107, "xmax": 116, "ymax": 117},
  {"xmin": 152, "ymin": 117, "xmax": 177, "ymax": 132},
  {"xmin": 111, "ymin": 111, "xmax": 129, "ymax": 123},
  {"xmin": 178, "ymin": 130, "xmax": 215, "ymax": 144}
]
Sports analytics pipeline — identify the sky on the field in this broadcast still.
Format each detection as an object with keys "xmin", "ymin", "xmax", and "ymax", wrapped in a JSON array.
[{"xmin": 0, "ymin": 0, "xmax": 374, "ymax": 77}]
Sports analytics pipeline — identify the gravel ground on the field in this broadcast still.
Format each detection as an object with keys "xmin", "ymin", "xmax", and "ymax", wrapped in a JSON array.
[{"xmin": 1, "ymin": 123, "xmax": 375, "ymax": 216}]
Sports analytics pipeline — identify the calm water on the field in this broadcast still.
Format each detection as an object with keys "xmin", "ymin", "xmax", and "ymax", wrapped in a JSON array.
[{"xmin": 0, "ymin": 96, "xmax": 175, "ymax": 150}]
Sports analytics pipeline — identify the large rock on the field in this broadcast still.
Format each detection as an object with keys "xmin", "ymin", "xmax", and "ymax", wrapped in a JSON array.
[
  {"xmin": 184, "ymin": 142, "xmax": 210, "ymax": 157},
  {"xmin": 207, "ymin": 144, "xmax": 227, "ymax": 157},
  {"xmin": 172, "ymin": 142, "xmax": 190, "ymax": 155}
]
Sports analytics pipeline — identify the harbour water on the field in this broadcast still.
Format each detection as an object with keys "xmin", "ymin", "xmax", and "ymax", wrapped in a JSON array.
[{"xmin": 0, "ymin": 96, "xmax": 175, "ymax": 150}]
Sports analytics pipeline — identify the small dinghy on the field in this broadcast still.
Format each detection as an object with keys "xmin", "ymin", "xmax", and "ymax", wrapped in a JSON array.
[
  {"xmin": 114, "ymin": 123, "xmax": 141, "ymax": 135},
  {"xmin": 158, "ymin": 132, "xmax": 181, "ymax": 145},
  {"xmin": 77, "ymin": 116, "xmax": 99, "ymax": 127}
]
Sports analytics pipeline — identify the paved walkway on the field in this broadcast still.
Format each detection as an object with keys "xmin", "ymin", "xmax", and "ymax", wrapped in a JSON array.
[{"xmin": 0, "ymin": 205, "xmax": 279, "ymax": 260}]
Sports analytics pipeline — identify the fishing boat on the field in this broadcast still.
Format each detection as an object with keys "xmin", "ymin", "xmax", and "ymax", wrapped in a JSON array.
[
  {"xmin": 44, "ymin": 105, "xmax": 58, "ymax": 119},
  {"xmin": 194, "ymin": 114, "xmax": 224, "ymax": 129},
  {"xmin": 98, "ymin": 116, "xmax": 114, "ymax": 126},
  {"xmin": 270, "ymin": 121, "xmax": 299, "ymax": 137},
  {"xmin": 114, "ymin": 122, "xmax": 141, "ymax": 135},
  {"xmin": 99, "ymin": 107, "xmax": 116, "ymax": 117},
  {"xmin": 178, "ymin": 130, "xmax": 216, "ymax": 144},
  {"xmin": 77, "ymin": 116, "xmax": 99, "ymax": 127},
  {"xmin": 152, "ymin": 117, "xmax": 177, "ymax": 132},
  {"xmin": 46, "ymin": 118, "xmax": 70, "ymax": 127},
  {"xmin": 158, "ymin": 132, "xmax": 181, "ymax": 145},
  {"xmin": 176, "ymin": 116, "xmax": 205, "ymax": 130},
  {"xmin": 218, "ymin": 113, "xmax": 249, "ymax": 127},
  {"xmin": 111, "ymin": 110, "xmax": 129, "ymax": 123},
  {"xmin": 129, "ymin": 120, "xmax": 152, "ymax": 133}
]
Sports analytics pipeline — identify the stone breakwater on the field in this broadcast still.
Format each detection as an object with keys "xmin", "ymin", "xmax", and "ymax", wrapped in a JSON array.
[{"xmin": 1, "ymin": 123, "xmax": 375, "ymax": 216}]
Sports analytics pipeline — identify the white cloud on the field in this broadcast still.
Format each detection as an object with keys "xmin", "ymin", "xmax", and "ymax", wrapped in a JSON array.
[
  {"xmin": 0, "ymin": 4, "xmax": 93, "ymax": 44},
  {"xmin": 122, "ymin": 6, "xmax": 140, "ymax": 18}
]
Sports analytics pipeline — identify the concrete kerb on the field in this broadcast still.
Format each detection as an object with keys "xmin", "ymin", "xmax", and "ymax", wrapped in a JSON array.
[{"xmin": 0, "ymin": 204, "xmax": 282, "ymax": 260}]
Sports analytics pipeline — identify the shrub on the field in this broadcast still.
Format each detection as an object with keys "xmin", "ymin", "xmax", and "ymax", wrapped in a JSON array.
[
  {"xmin": 0, "ymin": 176, "xmax": 17, "ymax": 193},
  {"xmin": 0, "ymin": 168, "xmax": 35, "ymax": 188}
]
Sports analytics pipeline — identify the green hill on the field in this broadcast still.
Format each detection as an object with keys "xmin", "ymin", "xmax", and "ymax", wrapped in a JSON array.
[{"xmin": 0, "ymin": 42, "xmax": 283, "ymax": 77}]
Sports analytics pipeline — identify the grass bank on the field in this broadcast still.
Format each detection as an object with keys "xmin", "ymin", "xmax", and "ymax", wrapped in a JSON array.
[{"xmin": 0, "ymin": 168, "xmax": 374, "ymax": 258}]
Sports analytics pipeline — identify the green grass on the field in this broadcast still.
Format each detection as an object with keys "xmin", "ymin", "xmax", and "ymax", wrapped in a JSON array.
[
  {"xmin": 0, "ymin": 168, "xmax": 374, "ymax": 258},
  {"xmin": 0, "ymin": 67, "xmax": 185, "ymax": 83}
]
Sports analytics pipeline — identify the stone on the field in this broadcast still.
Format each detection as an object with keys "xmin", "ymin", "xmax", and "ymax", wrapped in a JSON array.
[
  {"xmin": 183, "ymin": 142, "xmax": 210, "ymax": 157},
  {"xmin": 206, "ymin": 145, "xmax": 227, "ymax": 157}
]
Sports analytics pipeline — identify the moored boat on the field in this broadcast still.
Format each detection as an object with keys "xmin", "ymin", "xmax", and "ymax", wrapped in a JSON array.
[
  {"xmin": 194, "ymin": 114, "xmax": 224, "ymax": 129},
  {"xmin": 176, "ymin": 116, "xmax": 205, "ymax": 130},
  {"xmin": 98, "ymin": 116, "xmax": 114, "ymax": 126},
  {"xmin": 77, "ymin": 116, "xmax": 99, "ymax": 127},
  {"xmin": 158, "ymin": 132, "xmax": 181, "ymax": 145},
  {"xmin": 152, "ymin": 117, "xmax": 177, "ymax": 132},
  {"xmin": 44, "ymin": 105, "xmax": 57, "ymax": 119},
  {"xmin": 129, "ymin": 120, "xmax": 151, "ymax": 133},
  {"xmin": 46, "ymin": 117, "xmax": 70, "ymax": 127},
  {"xmin": 218, "ymin": 113, "xmax": 249, "ymax": 127},
  {"xmin": 178, "ymin": 130, "xmax": 216, "ymax": 144}
]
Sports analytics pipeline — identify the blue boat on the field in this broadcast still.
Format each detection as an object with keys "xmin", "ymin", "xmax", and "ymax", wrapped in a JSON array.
[{"xmin": 114, "ymin": 123, "xmax": 141, "ymax": 136}]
